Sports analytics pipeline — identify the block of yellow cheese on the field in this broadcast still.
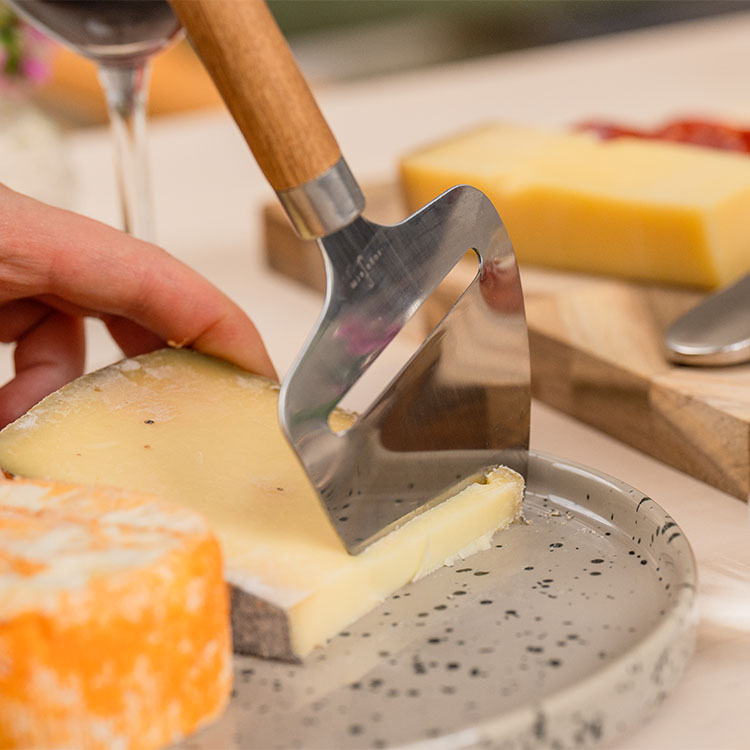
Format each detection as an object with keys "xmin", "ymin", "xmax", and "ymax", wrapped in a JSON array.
[
  {"xmin": 0, "ymin": 349, "xmax": 524, "ymax": 661},
  {"xmin": 399, "ymin": 123, "xmax": 750, "ymax": 288},
  {"xmin": 0, "ymin": 478, "xmax": 231, "ymax": 750}
]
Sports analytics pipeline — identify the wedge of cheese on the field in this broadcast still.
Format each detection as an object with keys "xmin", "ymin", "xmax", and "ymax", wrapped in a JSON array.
[
  {"xmin": 0, "ymin": 478, "xmax": 231, "ymax": 750},
  {"xmin": 0, "ymin": 349, "xmax": 524, "ymax": 660},
  {"xmin": 400, "ymin": 123, "xmax": 750, "ymax": 288}
]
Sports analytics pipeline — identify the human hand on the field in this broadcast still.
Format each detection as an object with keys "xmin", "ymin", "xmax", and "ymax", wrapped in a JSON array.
[{"xmin": 0, "ymin": 185, "xmax": 276, "ymax": 428}]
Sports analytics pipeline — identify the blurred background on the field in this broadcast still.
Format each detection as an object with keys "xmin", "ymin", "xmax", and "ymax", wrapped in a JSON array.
[{"xmin": 8, "ymin": 0, "xmax": 750, "ymax": 129}]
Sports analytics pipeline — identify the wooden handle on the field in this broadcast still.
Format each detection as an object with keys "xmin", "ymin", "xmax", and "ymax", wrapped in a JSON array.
[{"xmin": 169, "ymin": 0, "xmax": 341, "ymax": 192}]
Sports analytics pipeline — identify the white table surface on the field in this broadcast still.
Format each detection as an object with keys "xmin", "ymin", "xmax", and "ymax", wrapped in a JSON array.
[{"xmin": 6, "ymin": 11, "xmax": 750, "ymax": 749}]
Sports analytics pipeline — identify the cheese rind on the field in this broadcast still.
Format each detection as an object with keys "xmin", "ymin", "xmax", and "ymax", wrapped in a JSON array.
[
  {"xmin": 400, "ymin": 123, "xmax": 750, "ymax": 288},
  {"xmin": 0, "ymin": 479, "xmax": 231, "ymax": 750},
  {"xmin": 0, "ymin": 349, "xmax": 524, "ymax": 659}
]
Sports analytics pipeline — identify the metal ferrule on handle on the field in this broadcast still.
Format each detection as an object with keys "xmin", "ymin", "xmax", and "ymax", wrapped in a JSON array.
[{"xmin": 277, "ymin": 157, "xmax": 365, "ymax": 239}]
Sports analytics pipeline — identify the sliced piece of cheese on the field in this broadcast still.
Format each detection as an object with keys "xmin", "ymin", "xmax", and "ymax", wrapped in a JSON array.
[
  {"xmin": 0, "ymin": 349, "xmax": 524, "ymax": 660},
  {"xmin": 0, "ymin": 478, "xmax": 231, "ymax": 750},
  {"xmin": 400, "ymin": 123, "xmax": 750, "ymax": 288}
]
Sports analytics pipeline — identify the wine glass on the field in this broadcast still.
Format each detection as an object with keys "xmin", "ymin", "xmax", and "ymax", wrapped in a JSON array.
[{"xmin": 6, "ymin": 0, "xmax": 183, "ymax": 240}]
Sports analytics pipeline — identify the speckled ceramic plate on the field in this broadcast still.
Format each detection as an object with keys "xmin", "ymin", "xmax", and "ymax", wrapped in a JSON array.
[{"xmin": 180, "ymin": 451, "xmax": 697, "ymax": 750}]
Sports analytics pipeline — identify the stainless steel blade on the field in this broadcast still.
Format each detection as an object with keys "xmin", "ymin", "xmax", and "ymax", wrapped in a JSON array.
[
  {"xmin": 665, "ymin": 273, "xmax": 750, "ymax": 366},
  {"xmin": 279, "ymin": 185, "xmax": 530, "ymax": 553}
]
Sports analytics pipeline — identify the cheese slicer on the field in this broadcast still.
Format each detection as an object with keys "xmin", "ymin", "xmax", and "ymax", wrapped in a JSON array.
[{"xmin": 168, "ymin": 0, "xmax": 530, "ymax": 553}]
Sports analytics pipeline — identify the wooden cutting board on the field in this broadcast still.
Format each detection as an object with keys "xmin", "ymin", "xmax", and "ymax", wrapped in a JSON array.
[{"xmin": 262, "ymin": 184, "xmax": 750, "ymax": 501}]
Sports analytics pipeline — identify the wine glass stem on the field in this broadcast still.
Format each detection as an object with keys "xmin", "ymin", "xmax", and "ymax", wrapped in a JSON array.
[{"xmin": 97, "ymin": 62, "xmax": 154, "ymax": 242}]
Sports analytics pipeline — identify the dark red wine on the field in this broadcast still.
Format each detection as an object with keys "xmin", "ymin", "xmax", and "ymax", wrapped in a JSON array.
[{"xmin": 10, "ymin": 0, "xmax": 181, "ymax": 63}]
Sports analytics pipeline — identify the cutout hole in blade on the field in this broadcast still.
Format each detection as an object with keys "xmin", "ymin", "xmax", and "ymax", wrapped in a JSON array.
[{"xmin": 329, "ymin": 250, "xmax": 480, "ymax": 429}]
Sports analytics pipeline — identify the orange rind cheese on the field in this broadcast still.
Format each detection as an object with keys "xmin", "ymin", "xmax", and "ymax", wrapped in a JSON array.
[{"xmin": 0, "ymin": 479, "xmax": 232, "ymax": 749}]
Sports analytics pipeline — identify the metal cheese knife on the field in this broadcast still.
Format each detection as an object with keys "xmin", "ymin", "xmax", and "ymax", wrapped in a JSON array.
[
  {"xmin": 665, "ymin": 274, "xmax": 750, "ymax": 366},
  {"xmin": 169, "ymin": 0, "xmax": 530, "ymax": 553}
]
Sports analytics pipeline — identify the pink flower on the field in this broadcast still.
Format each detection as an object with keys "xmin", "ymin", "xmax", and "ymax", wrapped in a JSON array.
[
  {"xmin": 20, "ymin": 56, "xmax": 49, "ymax": 84},
  {"xmin": 0, "ymin": 10, "xmax": 53, "ymax": 86}
]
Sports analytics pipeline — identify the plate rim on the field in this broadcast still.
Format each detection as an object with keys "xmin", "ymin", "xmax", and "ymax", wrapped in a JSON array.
[{"xmin": 404, "ymin": 449, "xmax": 699, "ymax": 750}]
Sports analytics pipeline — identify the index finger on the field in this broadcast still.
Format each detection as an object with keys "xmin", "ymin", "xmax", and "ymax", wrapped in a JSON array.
[{"xmin": 0, "ymin": 185, "xmax": 276, "ymax": 380}]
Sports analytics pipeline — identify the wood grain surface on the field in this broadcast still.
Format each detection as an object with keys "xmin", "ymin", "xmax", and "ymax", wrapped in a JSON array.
[{"xmin": 263, "ymin": 183, "xmax": 750, "ymax": 501}]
